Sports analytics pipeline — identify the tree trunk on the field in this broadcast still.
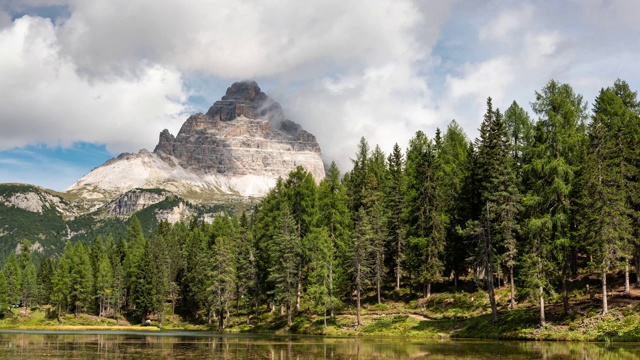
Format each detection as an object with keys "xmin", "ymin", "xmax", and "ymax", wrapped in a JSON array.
[
  {"xmin": 487, "ymin": 265, "xmax": 497, "ymax": 322},
  {"xmin": 323, "ymin": 307, "xmax": 327, "ymax": 328},
  {"xmin": 602, "ymin": 269, "xmax": 608, "ymax": 315},
  {"xmin": 296, "ymin": 266, "xmax": 302, "ymax": 313},
  {"xmin": 396, "ymin": 238, "xmax": 401, "ymax": 291},
  {"xmin": 377, "ymin": 277, "xmax": 381, "ymax": 304},
  {"xmin": 625, "ymin": 259, "xmax": 630, "ymax": 294},
  {"xmin": 509, "ymin": 266, "xmax": 516, "ymax": 309},
  {"xmin": 356, "ymin": 287, "xmax": 362, "ymax": 326},
  {"xmin": 287, "ymin": 301, "xmax": 292, "ymax": 328},
  {"xmin": 454, "ymin": 270, "xmax": 458, "ymax": 289},
  {"xmin": 426, "ymin": 282, "xmax": 431, "ymax": 299},
  {"xmin": 539, "ymin": 286, "xmax": 545, "ymax": 326},
  {"xmin": 329, "ymin": 264, "xmax": 335, "ymax": 319},
  {"xmin": 635, "ymin": 250, "xmax": 640, "ymax": 288},
  {"xmin": 562, "ymin": 271, "xmax": 569, "ymax": 315}
]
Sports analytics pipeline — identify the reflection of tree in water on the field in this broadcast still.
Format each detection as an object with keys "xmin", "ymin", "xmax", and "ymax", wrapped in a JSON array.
[{"xmin": 0, "ymin": 333, "xmax": 640, "ymax": 359}]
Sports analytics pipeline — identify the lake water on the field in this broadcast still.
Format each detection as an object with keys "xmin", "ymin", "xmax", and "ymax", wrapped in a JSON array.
[{"xmin": 0, "ymin": 330, "xmax": 638, "ymax": 359}]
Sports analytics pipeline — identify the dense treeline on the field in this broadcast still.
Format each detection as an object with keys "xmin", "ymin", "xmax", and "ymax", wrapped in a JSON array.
[{"xmin": 0, "ymin": 79, "xmax": 639, "ymax": 329}]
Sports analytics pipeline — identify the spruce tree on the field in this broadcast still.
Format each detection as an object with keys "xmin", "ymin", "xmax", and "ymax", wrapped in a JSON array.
[
  {"xmin": 267, "ymin": 205, "xmax": 301, "ymax": 328},
  {"xmin": 349, "ymin": 207, "xmax": 375, "ymax": 326},
  {"xmin": 18, "ymin": 240, "xmax": 37, "ymax": 315},
  {"xmin": 3, "ymin": 253, "xmax": 20, "ymax": 307},
  {"xmin": 385, "ymin": 143, "xmax": 405, "ymax": 290},
  {"xmin": 404, "ymin": 131, "xmax": 445, "ymax": 297}
]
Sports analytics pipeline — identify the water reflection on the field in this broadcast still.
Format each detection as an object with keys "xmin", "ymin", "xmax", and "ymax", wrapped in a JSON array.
[{"xmin": 0, "ymin": 331, "xmax": 637, "ymax": 359}]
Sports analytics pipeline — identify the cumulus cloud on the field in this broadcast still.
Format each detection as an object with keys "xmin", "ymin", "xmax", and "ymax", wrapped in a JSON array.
[
  {"xmin": 1, "ymin": 0, "xmax": 640, "ymax": 189},
  {"xmin": 0, "ymin": 15, "xmax": 189, "ymax": 153}
]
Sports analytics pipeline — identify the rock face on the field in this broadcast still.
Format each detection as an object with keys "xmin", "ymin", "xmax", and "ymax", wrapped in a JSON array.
[
  {"xmin": 67, "ymin": 80, "xmax": 325, "ymax": 202},
  {"xmin": 107, "ymin": 189, "xmax": 168, "ymax": 216}
]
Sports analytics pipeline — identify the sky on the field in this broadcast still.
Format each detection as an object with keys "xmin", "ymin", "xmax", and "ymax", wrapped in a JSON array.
[{"xmin": 0, "ymin": 0, "xmax": 639, "ymax": 191}]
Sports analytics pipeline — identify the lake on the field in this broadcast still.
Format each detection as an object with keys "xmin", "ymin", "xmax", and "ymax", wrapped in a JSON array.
[{"xmin": 0, "ymin": 330, "xmax": 638, "ymax": 359}]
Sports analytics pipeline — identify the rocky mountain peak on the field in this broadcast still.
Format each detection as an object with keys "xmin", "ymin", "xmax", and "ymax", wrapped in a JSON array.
[
  {"xmin": 206, "ymin": 80, "xmax": 285, "ymax": 123},
  {"xmin": 68, "ymin": 80, "xmax": 325, "ymax": 203}
]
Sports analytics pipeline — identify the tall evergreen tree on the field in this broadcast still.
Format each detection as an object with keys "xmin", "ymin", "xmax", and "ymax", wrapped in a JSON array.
[
  {"xmin": 317, "ymin": 162, "xmax": 351, "ymax": 317},
  {"xmin": 3, "ymin": 253, "xmax": 20, "ymax": 307},
  {"xmin": 580, "ymin": 83, "xmax": 636, "ymax": 313},
  {"xmin": 523, "ymin": 80, "xmax": 587, "ymax": 324},
  {"xmin": 349, "ymin": 207, "xmax": 375, "ymax": 326},
  {"xmin": 439, "ymin": 121, "xmax": 471, "ymax": 287},
  {"xmin": 267, "ymin": 205, "xmax": 301, "ymax": 328},
  {"xmin": 404, "ymin": 131, "xmax": 446, "ymax": 297},
  {"xmin": 385, "ymin": 143, "xmax": 405, "ymax": 290},
  {"xmin": 18, "ymin": 239, "xmax": 37, "ymax": 315}
]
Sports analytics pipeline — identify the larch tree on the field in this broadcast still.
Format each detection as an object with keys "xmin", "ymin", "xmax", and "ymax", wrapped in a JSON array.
[
  {"xmin": 317, "ymin": 162, "xmax": 351, "ymax": 318},
  {"xmin": 523, "ymin": 80, "xmax": 587, "ymax": 324}
]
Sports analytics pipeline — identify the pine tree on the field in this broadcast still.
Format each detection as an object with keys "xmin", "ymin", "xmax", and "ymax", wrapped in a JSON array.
[
  {"xmin": 36, "ymin": 257, "xmax": 54, "ymax": 306},
  {"xmin": 267, "ymin": 205, "xmax": 302, "ymax": 328},
  {"xmin": 210, "ymin": 235, "xmax": 236, "ymax": 330},
  {"xmin": 69, "ymin": 243, "xmax": 94, "ymax": 316},
  {"xmin": 385, "ymin": 143, "xmax": 405, "ymax": 290},
  {"xmin": 404, "ymin": 131, "xmax": 446, "ymax": 297},
  {"xmin": 317, "ymin": 162, "xmax": 351, "ymax": 318},
  {"xmin": 439, "ymin": 121, "xmax": 471, "ymax": 287},
  {"xmin": 234, "ymin": 212, "xmax": 258, "ymax": 321},
  {"xmin": 349, "ymin": 207, "xmax": 375, "ymax": 326},
  {"xmin": 523, "ymin": 80, "xmax": 587, "ymax": 324},
  {"xmin": 0, "ymin": 270, "xmax": 8, "ymax": 315},
  {"xmin": 306, "ymin": 226, "xmax": 338, "ymax": 327},
  {"xmin": 18, "ymin": 239, "xmax": 37, "ymax": 315},
  {"xmin": 581, "ymin": 84, "xmax": 636, "ymax": 313},
  {"xmin": 3, "ymin": 253, "xmax": 20, "ymax": 307},
  {"xmin": 52, "ymin": 243, "xmax": 72, "ymax": 321}
]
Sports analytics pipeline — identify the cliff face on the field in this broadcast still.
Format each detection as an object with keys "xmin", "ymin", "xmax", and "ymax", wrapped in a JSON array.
[
  {"xmin": 153, "ymin": 81, "xmax": 324, "ymax": 182},
  {"xmin": 67, "ymin": 80, "xmax": 325, "ymax": 203}
]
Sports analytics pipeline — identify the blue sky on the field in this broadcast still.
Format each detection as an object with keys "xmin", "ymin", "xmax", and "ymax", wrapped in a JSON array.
[{"xmin": 0, "ymin": 0, "xmax": 639, "ymax": 191}]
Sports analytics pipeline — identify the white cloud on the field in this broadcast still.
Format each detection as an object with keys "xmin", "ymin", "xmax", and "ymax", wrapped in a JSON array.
[
  {"xmin": 1, "ymin": 0, "xmax": 640, "ymax": 188},
  {"xmin": 0, "ymin": 15, "xmax": 190, "ymax": 153}
]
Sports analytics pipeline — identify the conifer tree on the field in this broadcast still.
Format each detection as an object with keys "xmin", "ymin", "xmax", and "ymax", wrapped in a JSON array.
[
  {"xmin": 267, "ymin": 205, "xmax": 301, "ymax": 328},
  {"xmin": 317, "ymin": 162, "xmax": 351, "ymax": 317},
  {"xmin": 0, "ymin": 271, "xmax": 8, "ymax": 314},
  {"xmin": 306, "ymin": 226, "xmax": 337, "ymax": 327},
  {"xmin": 404, "ymin": 131, "xmax": 445, "ymax": 297},
  {"xmin": 18, "ymin": 239, "xmax": 37, "ymax": 315},
  {"xmin": 581, "ymin": 84, "xmax": 636, "ymax": 313},
  {"xmin": 523, "ymin": 80, "xmax": 587, "ymax": 323},
  {"xmin": 69, "ymin": 243, "xmax": 94, "ymax": 316},
  {"xmin": 385, "ymin": 143, "xmax": 405, "ymax": 290},
  {"xmin": 439, "ymin": 121, "xmax": 471, "ymax": 287},
  {"xmin": 349, "ymin": 207, "xmax": 375, "ymax": 326},
  {"xmin": 36, "ymin": 257, "xmax": 54, "ymax": 306},
  {"xmin": 210, "ymin": 236, "xmax": 236, "ymax": 330},
  {"xmin": 3, "ymin": 253, "xmax": 20, "ymax": 307},
  {"xmin": 234, "ymin": 212, "xmax": 258, "ymax": 320}
]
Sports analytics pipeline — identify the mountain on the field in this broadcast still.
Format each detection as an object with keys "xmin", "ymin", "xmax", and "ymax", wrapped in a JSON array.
[
  {"xmin": 0, "ymin": 80, "xmax": 326, "ymax": 258},
  {"xmin": 66, "ymin": 80, "xmax": 325, "ymax": 208}
]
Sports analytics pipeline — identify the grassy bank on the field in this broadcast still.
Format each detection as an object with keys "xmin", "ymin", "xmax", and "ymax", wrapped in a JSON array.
[{"xmin": 3, "ymin": 283, "xmax": 640, "ymax": 341}]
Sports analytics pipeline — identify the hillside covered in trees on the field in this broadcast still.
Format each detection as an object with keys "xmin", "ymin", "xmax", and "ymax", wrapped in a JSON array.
[{"xmin": 1, "ymin": 79, "xmax": 639, "ymax": 337}]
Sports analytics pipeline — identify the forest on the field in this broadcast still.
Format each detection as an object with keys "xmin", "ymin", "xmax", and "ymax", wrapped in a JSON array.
[{"xmin": 0, "ymin": 78, "xmax": 638, "ymax": 331}]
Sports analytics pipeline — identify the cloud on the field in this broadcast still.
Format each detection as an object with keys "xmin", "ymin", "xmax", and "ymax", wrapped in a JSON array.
[
  {"xmin": 0, "ymin": 15, "xmax": 190, "ymax": 153},
  {"xmin": 1, "ymin": 0, "xmax": 640, "ymax": 188}
]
